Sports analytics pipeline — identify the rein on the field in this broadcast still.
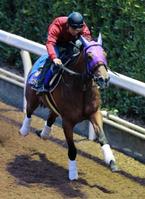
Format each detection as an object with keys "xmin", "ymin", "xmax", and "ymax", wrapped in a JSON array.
[
  {"xmin": 59, "ymin": 43, "xmax": 106, "ymax": 76},
  {"xmin": 59, "ymin": 62, "xmax": 81, "ymax": 76},
  {"xmin": 58, "ymin": 51, "xmax": 83, "ymax": 76}
]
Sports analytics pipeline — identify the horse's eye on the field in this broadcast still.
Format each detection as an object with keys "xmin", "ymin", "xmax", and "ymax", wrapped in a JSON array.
[{"xmin": 87, "ymin": 52, "xmax": 93, "ymax": 60}]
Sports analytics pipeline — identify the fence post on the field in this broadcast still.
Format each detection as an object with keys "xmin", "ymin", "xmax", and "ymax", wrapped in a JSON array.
[
  {"xmin": 88, "ymin": 122, "xmax": 97, "ymax": 140},
  {"xmin": 20, "ymin": 50, "xmax": 32, "ymax": 113}
]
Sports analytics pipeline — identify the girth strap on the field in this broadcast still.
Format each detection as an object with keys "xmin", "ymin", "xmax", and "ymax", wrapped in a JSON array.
[{"xmin": 44, "ymin": 93, "xmax": 60, "ymax": 116}]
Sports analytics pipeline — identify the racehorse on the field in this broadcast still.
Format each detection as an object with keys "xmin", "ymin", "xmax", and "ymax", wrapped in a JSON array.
[{"xmin": 19, "ymin": 34, "xmax": 118, "ymax": 180}]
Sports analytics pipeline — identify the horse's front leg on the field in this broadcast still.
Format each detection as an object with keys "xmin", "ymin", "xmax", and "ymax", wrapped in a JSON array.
[
  {"xmin": 62, "ymin": 119, "xmax": 78, "ymax": 180},
  {"xmin": 90, "ymin": 110, "xmax": 118, "ymax": 172}
]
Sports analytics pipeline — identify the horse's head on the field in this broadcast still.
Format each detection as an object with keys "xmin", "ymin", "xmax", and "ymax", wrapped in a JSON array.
[{"xmin": 80, "ymin": 33, "xmax": 109, "ymax": 89}]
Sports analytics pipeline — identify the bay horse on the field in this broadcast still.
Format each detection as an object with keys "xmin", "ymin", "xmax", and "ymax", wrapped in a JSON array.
[{"xmin": 19, "ymin": 34, "xmax": 118, "ymax": 180}]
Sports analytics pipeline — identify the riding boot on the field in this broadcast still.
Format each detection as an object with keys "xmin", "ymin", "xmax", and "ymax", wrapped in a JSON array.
[
  {"xmin": 34, "ymin": 66, "xmax": 49, "ymax": 92},
  {"xmin": 43, "ymin": 63, "xmax": 59, "ymax": 90},
  {"xmin": 37, "ymin": 64, "xmax": 58, "ymax": 92},
  {"xmin": 33, "ymin": 59, "xmax": 53, "ymax": 92},
  {"xmin": 43, "ymin": 68, "xmax": 54, "ymax": 90},
  {"xmin": 34, "ymin": 63, "xmax": 59, "ymax": 93}
]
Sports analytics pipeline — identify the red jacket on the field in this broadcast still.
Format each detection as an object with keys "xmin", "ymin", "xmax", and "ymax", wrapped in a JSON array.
[{"xmin": 46, "ymin": 16, "xmax": 92, "ymax": 60}]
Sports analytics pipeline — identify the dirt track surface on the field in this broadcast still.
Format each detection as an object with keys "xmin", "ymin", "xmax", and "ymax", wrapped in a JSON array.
[{"xmin": 0, "ymin": 101, "xmax": 145, "ymax": 199}]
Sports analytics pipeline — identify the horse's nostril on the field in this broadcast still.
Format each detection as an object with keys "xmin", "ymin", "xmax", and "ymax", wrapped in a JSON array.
[
  {"xmin": 94, "ymin": 76, "xmax": 109, "ymax": 89},
  {"xmin": 105, "ymin": 77, "xmax": 110, "ymax": 85},
  {"xmin": 105, "ymin": 78, "xmax": 109, "ymax": 83},
  {"xmin": 98, "ymin": 77, "xmax": 104, "ymax": 83}
]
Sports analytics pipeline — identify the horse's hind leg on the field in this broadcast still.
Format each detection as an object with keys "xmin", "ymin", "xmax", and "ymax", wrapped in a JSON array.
[
  {"xmin": 19, "ymin": 88, "xmax": 39, "ymax": 136},
  {"xmin": 90, "ymin": 110, "xmax": 118, "ymax": 172},
  {"xmin": 62, "ymin": 119, "xmax": 78, "ymax": 180},
  {"xmin": 38, "ymin": 111, "xmax": 57, "ymax": 139}
]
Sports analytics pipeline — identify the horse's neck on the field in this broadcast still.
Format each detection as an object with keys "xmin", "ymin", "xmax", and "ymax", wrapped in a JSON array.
[
  {"xmin": 73, "ymin": 52, "xmax": 86, "ymax": 73},
  {"xmin": 61, "ymin": 52, "xmax": 91, "ymax": 90}
]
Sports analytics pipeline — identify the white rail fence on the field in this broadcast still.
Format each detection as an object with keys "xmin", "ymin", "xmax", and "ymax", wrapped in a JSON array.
[{"xmin": 0, "ymin": 29, "xmax": 145, "ymax": 140}]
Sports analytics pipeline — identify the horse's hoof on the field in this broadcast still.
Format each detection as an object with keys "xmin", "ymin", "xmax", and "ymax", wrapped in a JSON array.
[
  {"xmin": 35, "ymin": 130, "xmax": 42, "ymax": 138},
  {"xmin": 69, "ymin": 172, "xmax": 78, "ymax": 181},
  {"xmin": 109, "ymin": 160, "xmax": 119, "ymax": 172},
  {"xmin": 40, "ymin": 133, "xmax": 50, "ymax": 140},
  {"xmin": 19, "ymin": 127, "xmax": 29, "ymax": 136},
  {"xmin": 35, "ymin": 130, "xmax": 49, "ymax": 140},
  {"xmin": 40, "ymin": 125, "xmax": 51, "ymax": 140},
  {"xmin": 69, "ymin": 177, "xmax": 78, "ymax": 181}
]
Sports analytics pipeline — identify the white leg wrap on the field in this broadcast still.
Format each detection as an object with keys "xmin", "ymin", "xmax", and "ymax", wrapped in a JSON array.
[
  {"xmin": 40, "ymin": 122, "xmax": 52, "ymax": 140},
  {"xmin": 19, "ymin": 116, "xmax": 31, "ymax": 136},
  {"xmin": 101, "ymin": 144, "xmax": 115, "ymax": 165},
  {"xmin": 68, "ymin": 159, "xmax": 78, "ymax": 180}
]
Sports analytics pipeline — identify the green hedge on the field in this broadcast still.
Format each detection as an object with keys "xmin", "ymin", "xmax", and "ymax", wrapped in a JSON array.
[{"xmin": 0, "ymin": 0, "xmax": 145, "ymax": 119}]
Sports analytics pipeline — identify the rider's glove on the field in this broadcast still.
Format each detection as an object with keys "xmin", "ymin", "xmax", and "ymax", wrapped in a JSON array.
[{"xmin": 53, "ymin": 58, "xmax": 62, "ymax": 66}]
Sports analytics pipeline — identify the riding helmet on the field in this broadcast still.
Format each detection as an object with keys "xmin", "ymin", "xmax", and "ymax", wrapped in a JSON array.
[{"xmin": 68, "ymin": 12, "xmax": 84, "ymax": 28}]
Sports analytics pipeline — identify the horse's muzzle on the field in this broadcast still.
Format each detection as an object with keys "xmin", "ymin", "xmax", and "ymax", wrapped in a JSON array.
[{"xmin": 93, "ymin": 76, "xmax": 110, "ymax": 89}]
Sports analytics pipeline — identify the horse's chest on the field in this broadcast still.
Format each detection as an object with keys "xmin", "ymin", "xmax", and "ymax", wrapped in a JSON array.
[
  {"xmin": 84, "ymin": 90, "xmax": 101, "ymax": 115},
  {"xmin": 70, "ymin": 91, "xmax": 100, "ymax": 119},
  {"xmin": 84, "ymin": 100, "xmax": 99, "ymax": 115},
  {"xmin": 57, "ymin": 86, "xmax": 101, "ymax": 121}
]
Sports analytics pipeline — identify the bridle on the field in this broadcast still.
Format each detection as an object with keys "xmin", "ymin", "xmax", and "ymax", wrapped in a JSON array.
[{"xmin": 57, "ymin": 42, "xmax": 109, "ymax": 89}]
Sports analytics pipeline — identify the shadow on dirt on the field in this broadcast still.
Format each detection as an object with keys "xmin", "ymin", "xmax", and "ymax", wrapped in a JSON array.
[
  {"xmin": 7, "ymin": 152, "xmax": 115, "ymax": 197},
  {"xmin": 2, "ymin": 111, "xmax": 145, "ymax": 191},
  {"xmin": 7, "ymin": 152, "xmax": 85, "ymax": 198}
]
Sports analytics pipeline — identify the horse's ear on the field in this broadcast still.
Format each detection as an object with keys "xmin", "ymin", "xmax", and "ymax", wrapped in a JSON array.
[
  {"xmin": 80, "ymin": 36, "xmax": 90, "ymax": 47},
  {"xmin": 97, "ymin": 32, "xmax": 102, "ymax": 46}
]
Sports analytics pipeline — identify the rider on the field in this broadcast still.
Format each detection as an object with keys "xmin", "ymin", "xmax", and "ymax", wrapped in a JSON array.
[{"xmin": 32, "ymin": 11, "xmax": 92, "ymax": 92}]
